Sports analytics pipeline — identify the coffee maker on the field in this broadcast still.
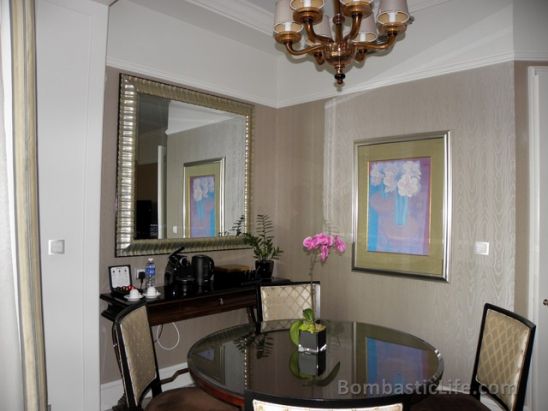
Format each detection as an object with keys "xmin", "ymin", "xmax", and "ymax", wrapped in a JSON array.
[{"xmin": 164, "ymin": 246, "xmax": 194, "ymax": 287}]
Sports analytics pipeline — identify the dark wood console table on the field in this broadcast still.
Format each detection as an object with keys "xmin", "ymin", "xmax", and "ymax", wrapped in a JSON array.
[{"xmin": 100, "ymin": 278, "xmax": 290, "ymax": 326}]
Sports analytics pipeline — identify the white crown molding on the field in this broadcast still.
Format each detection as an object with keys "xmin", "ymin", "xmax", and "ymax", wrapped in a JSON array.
[
  {"xmin": 106, "ymin": 56, "xmax": 279, "ymax": 107},
  {"xmin": 408, "ymin": 0, "xmax": 451, "ymax": 13},
  {"xmin": 514, "ymin": 51, "xmax": 548, "ymax": 62},
  {"xmin": 91, "ymin": 0, "xmax": 119, "ymax": 5},
  {"xmin": 185, "ymin": 0, "xmax": 452, "ymax": 38},
  {"xmin": 277, "ymin": 51, "xmax": 515, "ymax": 108},
  {"xmin": 186, "ymin": 0, "xmax": 273, "ymax": 36}
]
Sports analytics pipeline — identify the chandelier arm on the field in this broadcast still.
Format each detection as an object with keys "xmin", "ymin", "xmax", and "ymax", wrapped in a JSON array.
[
  {"xmin": 303, "ymin": 20, "xmax": 333, "ymax": 44},
  {"xmin": 343, "ymin": 14, "xmax": 363, "ymax": 42},
  {"xmin": 334, "ymin": 0, "xmax": 344, "ymax": 42},
  {"xmin": 354, "ymin": 34, "xmax": 398, "ymax": 51},
  {"xmin": 284, "ymin": 42, "xmax": 325, "ymax": 57}
]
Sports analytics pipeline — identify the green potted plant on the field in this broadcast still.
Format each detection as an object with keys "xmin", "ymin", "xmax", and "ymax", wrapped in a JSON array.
[
  {"xmin": 289, "ymin": 308, "xmax": 326, "ymax": 353},
  {"xmin": 234, "ymin": 214, "xmax": 283, "ymax": 279}
]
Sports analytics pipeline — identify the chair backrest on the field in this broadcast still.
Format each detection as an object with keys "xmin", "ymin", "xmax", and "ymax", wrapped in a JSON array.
[
  {"xmin": 112, "ymin": 302, "xmax": 161, "ymax": 409},
  {"xmin": 257, "ymin": 282, "xmax": 320, "ymax": 323},
  {"xmin": 245, "ymin": 390, "xmax": 404, "ymax": 411},
  {"xmin": 470, "ymin": 303, "xmax": 536, "ymax": 411}
]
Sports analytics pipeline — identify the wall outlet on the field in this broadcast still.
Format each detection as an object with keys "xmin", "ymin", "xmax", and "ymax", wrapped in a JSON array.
[{"xmin": 474, "ymin": 241, "xmax": 490, "ymax": 256}]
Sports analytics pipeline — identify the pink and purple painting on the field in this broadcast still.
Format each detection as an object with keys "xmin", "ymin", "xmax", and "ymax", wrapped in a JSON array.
[
  {"xmin": 367, "ymin": 158, "xmax": 431, "ymax": 255},
  {"xmin": 189, "ymin": 175, "xmax": 216, "ymax": 237}
]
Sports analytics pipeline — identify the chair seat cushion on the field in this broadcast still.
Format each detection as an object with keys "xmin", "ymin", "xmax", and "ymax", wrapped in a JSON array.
[
  {"xmin": 411, "ymin": 393, "xmax": 491, "ymax": 411},
  {"xmin": 145, "ymin": 387, "xmax": 238, "ymax": 411}
]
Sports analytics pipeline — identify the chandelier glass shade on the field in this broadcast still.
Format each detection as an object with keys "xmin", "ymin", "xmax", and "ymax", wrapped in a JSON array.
[{"xmin": 274, "ymin": 0, "xmax": 411, "ymax": 85}]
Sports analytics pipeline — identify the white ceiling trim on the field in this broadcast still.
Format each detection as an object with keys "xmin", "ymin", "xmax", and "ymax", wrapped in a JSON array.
[
  {"xmin": 186, "ymin": 0, "xmax": 273, "ymax": 36},
  {"xmin": 186, "ymin": 0, "xmax": 452, "ymax": 39},
  {"xmin": 514, "ymin": 51, "xmax": 548, "ymax": 61},
  {"xmin": 408, "ymin": 0, "xmax": 451, "ymax": 12},
  {"xmin": 106, "ymin": 56, "xmax": 279, "ymax": 108},
  {"xmin": 277, "ymin": 50, "xmax": 515, "ymax": 108}
]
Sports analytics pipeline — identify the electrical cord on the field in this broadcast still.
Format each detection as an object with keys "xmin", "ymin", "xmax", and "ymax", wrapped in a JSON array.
[{"xmin": 153, "ymin": 322, "xmax": 180, "ymax": 351}]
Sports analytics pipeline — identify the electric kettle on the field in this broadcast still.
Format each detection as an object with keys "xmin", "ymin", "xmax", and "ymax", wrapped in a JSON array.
[{"xmin": 192, "ymin": 255, "xmax": 214, "ymax": 286}]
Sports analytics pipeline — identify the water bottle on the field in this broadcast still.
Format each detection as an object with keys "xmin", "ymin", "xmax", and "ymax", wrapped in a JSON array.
[{"xmin": 145, "ymin": 257, "xmax": 156, "ymax": 288}]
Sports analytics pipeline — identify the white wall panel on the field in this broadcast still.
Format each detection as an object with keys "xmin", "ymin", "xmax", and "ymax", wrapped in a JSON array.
[
  {"xmin": 36, "ymin": 0, "xmax": 107, "ymax": 409},
  {"xmin": 107, "ymin": 0, "xmax": 278, "ymax": 107}
]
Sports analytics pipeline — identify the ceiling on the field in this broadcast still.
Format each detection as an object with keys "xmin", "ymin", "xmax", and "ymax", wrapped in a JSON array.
[{"xmin": 124, "ymin": 0, "xmax": 450, "ymax": 54}]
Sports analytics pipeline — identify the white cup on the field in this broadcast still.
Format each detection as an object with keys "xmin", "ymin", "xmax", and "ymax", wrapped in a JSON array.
[
  {"xmin": 146, "ymin": 286, "xmax": 157, "ymax": 298},
  {"xmin": 128, "ymin": 288, "xmax": 140, "ymax": 299}
]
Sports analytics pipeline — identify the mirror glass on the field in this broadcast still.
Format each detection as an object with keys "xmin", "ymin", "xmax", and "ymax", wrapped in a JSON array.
[{"xmin": 116, "ymin": 74, "xmax": 252, "ymax": 256}]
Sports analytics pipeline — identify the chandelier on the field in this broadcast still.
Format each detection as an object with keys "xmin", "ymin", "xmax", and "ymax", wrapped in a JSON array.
[{"xmin": 274, "ymin": 0, "xmax": 411, "ymax": 85}]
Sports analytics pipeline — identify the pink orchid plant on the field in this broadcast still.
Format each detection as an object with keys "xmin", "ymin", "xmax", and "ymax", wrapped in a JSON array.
[
  {"xmin": 303, "ymin": 232, "xmax": 346, "ymax": 264},
  {"xmin": 290, "ymin": 233, "xmax": 346, "ymax": 343}
]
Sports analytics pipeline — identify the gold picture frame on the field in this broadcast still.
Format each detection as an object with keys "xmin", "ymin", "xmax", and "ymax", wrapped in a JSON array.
[
  {"xmin": 353, "ymin": 132, "xmax": 451, "ymax": 280},
  {"xmin": 183, "ymin": 158, "xmax": 224, "ymax": 238}
]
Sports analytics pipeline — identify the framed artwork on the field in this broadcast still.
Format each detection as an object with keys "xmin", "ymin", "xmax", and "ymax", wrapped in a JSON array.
[
  {"xmin": 183, "ymin": 158, "xmax": 224, "ymax": 238},
  {"xmin": 353, "ymin": 132, "xmax": 451, "ymax": 280}
]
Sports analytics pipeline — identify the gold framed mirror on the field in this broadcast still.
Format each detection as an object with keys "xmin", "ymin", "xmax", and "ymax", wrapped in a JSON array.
[{"xmin": 115, "ymin": 74, "xmax": 252, "ymax": 256}]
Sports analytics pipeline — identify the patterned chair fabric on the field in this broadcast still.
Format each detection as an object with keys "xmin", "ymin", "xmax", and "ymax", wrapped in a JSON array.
[
  {"xmin": 410, "ymin": 303, "xmax": 535, "ymax": 411},
  {"xmin": 113, "ymin": 302, "xmax": 237, "ymax": 411},
  {"xmin": 476, "ymin": 309, "xmax": 532, "ymax": 410},
  {"xmin": 259, "ymin": 283, "xmax": 320, "ymax": 322},
  {"xmin": 251, "ymin": 399, "xmax": 403, "ymax": 411},
  {"xmin": 114, "ymin": 304, "xmax": 158, "ymax": 407}
]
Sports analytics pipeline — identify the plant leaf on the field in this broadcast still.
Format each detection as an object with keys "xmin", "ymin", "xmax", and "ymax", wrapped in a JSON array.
[
  {"xmin": 303, "ymin": 308, "xmax": 315, "ymax": 322},
  {"xmin": 314, "ymin": 361, "xmax": 341, "ymax": 386},
  {"xmin": 289, "ymin": 320, "xmax": 303, "ymax": 346}
]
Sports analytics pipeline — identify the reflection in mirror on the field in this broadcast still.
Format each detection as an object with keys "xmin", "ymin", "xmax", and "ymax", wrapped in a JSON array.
[{"xmin": 116, "ymin": 74, "xmax": 252, "ymax": 256}]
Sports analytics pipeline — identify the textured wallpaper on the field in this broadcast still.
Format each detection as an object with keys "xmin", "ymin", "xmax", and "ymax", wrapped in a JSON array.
[{"xmin": 320, "ymin": 62, "xmax": 516, "ymax": 386}]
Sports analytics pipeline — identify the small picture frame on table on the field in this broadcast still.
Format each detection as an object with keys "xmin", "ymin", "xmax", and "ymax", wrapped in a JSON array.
[{"xmin": 108, "ymin": 265, "xmax": 132, "ymax": 295}]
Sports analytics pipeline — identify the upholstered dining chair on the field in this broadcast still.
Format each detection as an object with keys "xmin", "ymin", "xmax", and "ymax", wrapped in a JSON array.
[
  {"xmin": 411, "ymin": 303, "xmax": 536, "ymax": 411},
  {"xmin": 257, "ymin": 281, "xmax": 321, "ymax": 324},
  {"xmin": 245, "ymin": 390, "xmax": 406, "ymax": 411},
  {"xmin": 112, "ymin": 301, "xmax": 238, "ymax": 411}
]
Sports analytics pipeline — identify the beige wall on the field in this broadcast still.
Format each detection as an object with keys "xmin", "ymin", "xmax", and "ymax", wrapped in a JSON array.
[
  {"xmin": 166, "ymin": 117, "xmax": 246, "ymax": 238},
  {"xmin": 274, "ymin": 62, "xmax": 518, "ymax": 386},
  {"xmin": 343, "ymin": 62, "xmax": 513, "ymax": 384},
  {"xmin": 100, "ymin": 62, "xmax": 535, "ymax": 388}
]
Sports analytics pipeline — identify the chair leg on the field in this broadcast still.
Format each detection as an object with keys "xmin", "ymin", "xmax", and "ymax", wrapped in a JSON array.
[{"xmin": 111, "ymin": 395, "xmax": 128, "ymax": 411}]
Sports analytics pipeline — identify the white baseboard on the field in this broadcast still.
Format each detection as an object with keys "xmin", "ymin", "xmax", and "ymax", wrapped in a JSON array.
[{"xmin": 100, "ymin": 362, "xmax": 193, "ymax": 411}]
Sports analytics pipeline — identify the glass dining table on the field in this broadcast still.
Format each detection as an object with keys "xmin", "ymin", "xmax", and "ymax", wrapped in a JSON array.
[{"xmin": 187, "ymin": 320, "xmax": 444, "ymax": 408}]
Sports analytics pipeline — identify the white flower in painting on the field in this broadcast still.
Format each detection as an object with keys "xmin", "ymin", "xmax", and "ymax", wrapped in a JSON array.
[
  {"xmin": 383, "ymin": 162, "xmax": 399, "ymax": 192},
  {"xmin": 193, "ymin": 179, "xmax": 204, "ymax": 202},
  {"xmin": 402, "ymin": 161, "xmax": 421, "ymax": 178},
  {"xmin": 397, "ymin": 174, "xmax": 420, "ymax": 197},
  {"xmin": 370, "ymin": 163, "xmax": 383, "ymax": 186},
  {"xmin": 205, "ymin": 176, "xmax": 214, "ymax": 194},
  {"xmin": 194, "ymin": 176, "xmax": 215, "ymax": 202}
]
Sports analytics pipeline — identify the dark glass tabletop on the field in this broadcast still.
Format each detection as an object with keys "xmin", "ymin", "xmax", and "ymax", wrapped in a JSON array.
[{"xmin": 188, "ymin": 320, "xmax": 444, "ymax": 407}]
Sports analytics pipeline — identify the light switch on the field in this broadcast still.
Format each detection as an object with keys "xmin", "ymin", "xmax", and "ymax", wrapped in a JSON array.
[
  {"xmin": 48, "ymin": 239, "xmax": 65, "ymax": 255},
  {"xmin": 474, "ymin": 241, "xmax": 489, "ymax": 256},
  {"xmin": 172, "ymin": 225, "xmax": 178, "ymax": 234}
]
